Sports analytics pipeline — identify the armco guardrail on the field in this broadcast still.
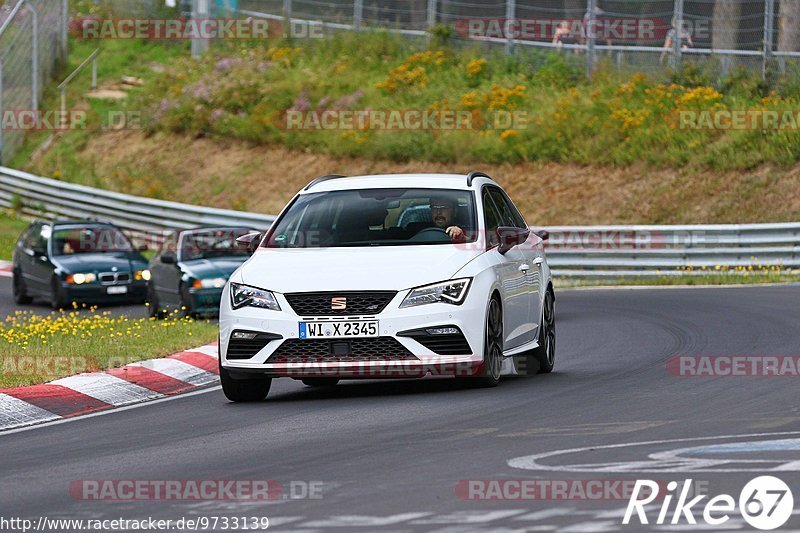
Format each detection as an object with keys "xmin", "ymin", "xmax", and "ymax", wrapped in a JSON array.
[
  {"xmin": 1, "ymin": 166, "xmax": 798, "ymax": 278},
  {"xmin": 0, "ymin": 167, "xmax": 276, "ymax": 241}
]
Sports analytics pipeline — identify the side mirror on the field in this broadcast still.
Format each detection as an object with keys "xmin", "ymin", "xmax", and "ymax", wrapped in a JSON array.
[
  {"xmin": 137, "ymin": 244, "xmax": 149, "ymax": 252},
  {"xmin": 160, "ymin": 251, "xmax": 177, "ymax": 264},
  {"xmin": 534, "ymin": 230, "xmax": 549, "ymax": 242},
  {"xmin": 32, "ymin": 247, "xmax": 47, "ymax": 257},
  {"xmin": 497, "ymin": 226, "xmax": 530, "ymax": 255},
  {"xmin": 236, "ymin": 232, "xmax": 263, "ymax": 253}
]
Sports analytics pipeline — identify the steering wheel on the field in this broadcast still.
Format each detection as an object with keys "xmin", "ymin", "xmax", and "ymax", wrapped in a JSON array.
[{"xmin": 411, "ymin": 226, "xmax": 450, "ymax": 242}]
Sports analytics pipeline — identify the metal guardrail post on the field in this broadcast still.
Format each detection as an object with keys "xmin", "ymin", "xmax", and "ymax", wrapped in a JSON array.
[
  {"xmin": 763, "ymin": 0, "xmax": 775, "ymax": 80},
  {"xmin": 673, "ymin": 0, "xmax": 684, "ymax": 68},
  {"xmin": 284, "ymin": 0, "xmax": 292, "ymax": 24},
  {"xmin": 354, "ymin": 0, "xmax": 363, "ymax": 31},
  {"xmin": 505, "ymin": 0, "xmax": 515, "ymax": 54}
]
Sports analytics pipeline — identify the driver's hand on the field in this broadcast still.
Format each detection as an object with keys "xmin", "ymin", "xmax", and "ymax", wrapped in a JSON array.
[{"xmin": 446, "ymin": 226, "xmax": 464, "ymax": 240}]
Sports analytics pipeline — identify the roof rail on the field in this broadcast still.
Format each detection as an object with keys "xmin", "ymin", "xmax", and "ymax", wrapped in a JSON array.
[
  {"xmin": 466, "ymin": 171, "xmax": 492, "ymax": 186},
  {"xmin": 304, "ymin": 174, "xmax": 347, "ymax": 191}
]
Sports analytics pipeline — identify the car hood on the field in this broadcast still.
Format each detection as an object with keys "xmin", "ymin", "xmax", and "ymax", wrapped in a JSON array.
[
  {"xmin": 182, "ymin": 257, "xmax": 248, "ymax": 279},
  {"xmin": 53, "ymin": 252, "xmax": 145, "ymax": 273},
  {"xmin": 239, "ymin": 246, "xmax": 483, "ymax": 293}
]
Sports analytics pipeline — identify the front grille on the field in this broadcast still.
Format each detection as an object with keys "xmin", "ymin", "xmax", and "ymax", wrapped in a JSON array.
[
  {"xmin": 398, "ymin": 327, "xmax": 472, "ymax": 355},
  {"xmin": 227, "ymin": 331, "xmax": 282, "ymax": 359},
  {"xmin": 268, "ymin": 337, "xmax": 417, "ymax": 364},
  {"xmin": 99, "ymin": 272, "xmax": 130, "ymax": 285},
  {"xmin": 284, "ymin": 291, "xmax": 397, "ymax": 316}
]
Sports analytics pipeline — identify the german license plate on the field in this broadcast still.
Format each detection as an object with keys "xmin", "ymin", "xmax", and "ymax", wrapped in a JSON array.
[
  {"xmin": 299, "ymin": 321, "xmax": 378, "ymax": 339},
  {"xmin": 107, "ymin": 286, "xmax": 128, "ymax": 295}
]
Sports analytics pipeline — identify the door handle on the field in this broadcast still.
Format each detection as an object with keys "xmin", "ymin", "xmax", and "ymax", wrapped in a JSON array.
[
  {"xmin": 532, "ymin": 257, "xmax": 545, "ymax": 266},
  {"xmin": 519, "ymin": 263, "xmax": 530, "ymax": 272}
]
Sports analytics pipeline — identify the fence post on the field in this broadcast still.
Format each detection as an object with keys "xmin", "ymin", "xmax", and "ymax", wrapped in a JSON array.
[
  {"xmin": 505, "ymin": 0, "xmax": 515, "ymax": 53},
  {"xmin": 673, "ymin": 0, "xmax": 684, "ymax": 68},
  {"xmin": 354, "ymin": 0, "xmax": 363, "ymax": 30},
  {"xmin": 30, "ymin": 1, "xmax": 39, "ymax": 113},
  {"xmin": 586, "ymin": 0, "xmax": 596, "ymax": 77},
  {"xmin": 284, "ymin": 0, "xmax": 292, "ymax": 22},
  {"xmin": 0, "ymin": 59, "xmax": 4, "ymax": 165},
  {"xmin": 191, "ymin": 0, "xmax": 210, "ymax": 58},
  {"xmin": 763, "ymin": 0, "xmax": 775, "ymax": 80},
  {"xmin": 62, "ymin": 0, "xmax": 69, "ymax": 63},
  {"xmin": 427, "ymin": 0, "xmax": 436, "ymax": 34}
]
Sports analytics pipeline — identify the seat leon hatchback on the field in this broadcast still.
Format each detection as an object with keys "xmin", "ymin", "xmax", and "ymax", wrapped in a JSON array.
[{"xmin": 218, "ymin": 172, "xmax": 555, "ymax": 401}]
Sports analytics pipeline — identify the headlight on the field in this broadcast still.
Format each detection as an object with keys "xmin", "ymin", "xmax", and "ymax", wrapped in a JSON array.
[
  {"xmin": 400, "ymin": 278, "xmax": 471, "ymax": 308},
  {"xmin": 65, "ymin": 273, "xmax": 96, "ymax": 285},
  {"xmin": 192, "ymin": 278, "xmax": 226, "ymax": 289},
  {"xmin": 230, "ymin": 282, "xmax": 281, "ymax": 311},
  {"xmin": 134, "ymin": 269, "xmax": 151, "ymax": 281}
]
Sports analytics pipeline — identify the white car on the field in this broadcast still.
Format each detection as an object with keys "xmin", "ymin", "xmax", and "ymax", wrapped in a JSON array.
[{"xmin": 218, "ymin": 172, "xmax": 555, "ymax": 401}]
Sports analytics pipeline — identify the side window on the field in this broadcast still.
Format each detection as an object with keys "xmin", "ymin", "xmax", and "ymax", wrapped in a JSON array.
[
  {"xmin": 488, "ymin": 188, "xmax": 518, "ymax": 228},
  {"xmin": 29, "ymin": 225, "xmax": 48, "ymax": 253},
  {"xmin": 500, "ymin": 190, "xmax": 528, "ymax": 229},
  {"xmin": 482, "ymin": 190, "xmax": 502, "ymax": 248},
  {"xmin": 18, "ymin": 225, "xmax": 36, "ymax": 250}
]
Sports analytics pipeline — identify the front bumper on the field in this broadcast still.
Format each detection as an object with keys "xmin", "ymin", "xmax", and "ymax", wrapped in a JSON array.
[
  {"xmin": 61, "ymin": 281, "xmax": 147, "ymax": 303},
  {"xmin": 219, "ymin": 286, "xmax": 488, "ymax": 379},
  {"xmin": 188, "ymin": 287, "xmax": 224, "ymax": 314}
]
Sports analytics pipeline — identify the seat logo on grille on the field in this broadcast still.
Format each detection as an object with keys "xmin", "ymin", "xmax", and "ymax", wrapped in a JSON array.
[{"xmin": 331, "ymin": 297, "xmax": 347, "ymax": 310}]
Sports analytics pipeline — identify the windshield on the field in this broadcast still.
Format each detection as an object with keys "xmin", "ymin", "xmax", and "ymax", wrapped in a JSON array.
[
  {"xmin": 264, "ymin": 188, "xmax": 477, "ymax": 248},
  {"xmin": 52, "ymin": 226, "xmax": 134, "ymax": 255},
  {"xmin": 181, "ymin": 228, "xmax": 253, "ymax": 261}
]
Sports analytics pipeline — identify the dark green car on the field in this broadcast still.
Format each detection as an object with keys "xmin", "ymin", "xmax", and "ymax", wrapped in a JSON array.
[
  {"xmin": 12, "ymin": 221, "xmax": 150, "ymax": 309},
  {"xmin": 147, "ymin": 227, "xmax": 256, "ymax": 317}
]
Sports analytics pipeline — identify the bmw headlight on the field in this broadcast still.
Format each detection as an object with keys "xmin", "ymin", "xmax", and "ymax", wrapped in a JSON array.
[
  {"xmin": 66, "ymin": 273, "xmax": 96, "ymax": 285},
  {"xmin": 134, "ymin": 269, "xmax": 151, "ymax": 281},
  {"xmin": 400, "ymin": 278, "xmax": 471, "ymax": 308},
  {"xmin": 230, "ymin": 282, "xmax": 281, "ymax": 311}
]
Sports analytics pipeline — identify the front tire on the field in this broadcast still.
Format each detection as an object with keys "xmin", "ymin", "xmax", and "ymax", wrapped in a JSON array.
[
  {"xmin": 50, "ymin": 277, "xmax": 67, "ymax": 310},
  {"xmin": 529, "ymin": 290, "xmax": 556, "ymax": 374},
  {"xmin": 220, "ymin": 361, "xmax": 271, "ymax": 402},
  {"xmin": 12, "ymin": 269, "xmax": 32, "ymax": 305},
  {"xmin": 476, "ymin": 296, "xmax": 503, "ymax": 387}
]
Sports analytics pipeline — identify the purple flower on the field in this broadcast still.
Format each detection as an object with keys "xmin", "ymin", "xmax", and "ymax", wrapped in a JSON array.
[
  {"xmin": 317, "ymin": 96, "xmax": 331, "ymax": 109},
  {"xmin": 210, "ymin": 109, "xmax": 225, "ymax": 122},
  {"xmin": 289, "ymin": 91, "xmax": 311, "ymax": 112},
  {"xmin": 183, "ymin": 82, "xmax": 211, "ymax": 101},
  {"xmin": 331, "ymin": 89, "xmax": 364, "ymax": 110},
  {"xmin": 215, "ymin": 58, "xmax": 234, "ymax": 71}
]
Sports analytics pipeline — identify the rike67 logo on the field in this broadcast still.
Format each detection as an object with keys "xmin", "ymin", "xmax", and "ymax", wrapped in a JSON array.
[{"xmin": 623, "ymin": 476, "xmax": 793, "ymax": 530}]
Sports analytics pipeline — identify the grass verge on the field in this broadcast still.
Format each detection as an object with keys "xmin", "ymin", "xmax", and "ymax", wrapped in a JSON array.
[
  {"xmin": 0, "ymin": 308, "xmax": 217, "ymax": 388},
  {"xmin": 558, "ymin": 271, "xmax": 800, "ymax": 288},
  {"xmin": 0, "ymin": 211, "xmax": 31, "ymax": 262}
]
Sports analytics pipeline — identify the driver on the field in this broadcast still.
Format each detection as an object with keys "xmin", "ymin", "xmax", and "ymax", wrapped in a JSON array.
[{"xmin": 429, "ymin": 196, "xmax": 465, "ymax": 243}]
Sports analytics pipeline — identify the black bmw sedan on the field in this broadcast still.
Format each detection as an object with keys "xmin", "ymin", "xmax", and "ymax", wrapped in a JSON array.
[{"xmin": 12, "ymin": 220, "xmax": 150, "ymax": 309}]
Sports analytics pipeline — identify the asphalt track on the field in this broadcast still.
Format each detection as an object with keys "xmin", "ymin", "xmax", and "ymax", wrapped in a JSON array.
[
  {"xmin": 2, "ymin": 285, "xmax": 800, "ymax": 531},
  {"xmin": 0, "ymin": 276, "xmax": 146, "ymax": 319}
]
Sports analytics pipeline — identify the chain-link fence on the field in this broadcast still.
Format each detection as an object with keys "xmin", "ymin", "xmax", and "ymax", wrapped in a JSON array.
[
  {"xmin": 0, "ymin": 0, "xmax": 68, "ymax": 164},
  {"xmin": 231, "ymin": 0, "xmax": 800, "ymax": 77}
]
